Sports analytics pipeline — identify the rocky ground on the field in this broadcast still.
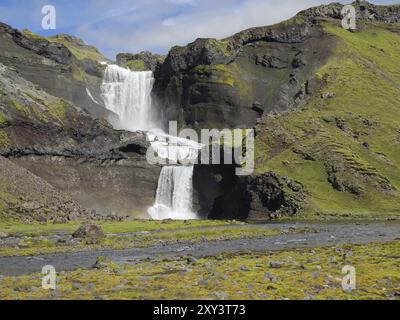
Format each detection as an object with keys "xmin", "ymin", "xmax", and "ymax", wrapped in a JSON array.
[{"xmin": 0, "ymin": 220, "xmax": 398, "ymax": 300}]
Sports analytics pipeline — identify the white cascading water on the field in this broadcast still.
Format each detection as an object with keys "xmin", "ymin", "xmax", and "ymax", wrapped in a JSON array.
[
  {"xmin": 101, "ymin": 64, "xmax": 155, "ymax": 131},
  {"xmin": 148, "ymin": 166, "xmax": 198, "ymax": 220},
  {"xmin": 101, "ymin": 64, "xmax": 198, "ymax": 220}
]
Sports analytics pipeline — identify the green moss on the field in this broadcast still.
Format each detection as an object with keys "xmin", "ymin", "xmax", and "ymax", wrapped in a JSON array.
[
  {"xmin": 0, "ymin": 219, "xmax": 316, "ymax": 258},
  {"xmin": 0, "ymin": 130, "xmax": 10, "ymax": 149},
  {"xmin": 194, "ymin": 64, "xmax": 236, "ymax": 87},
  {"xmin": 48, "ymin": 37, "xmax": 106, "ymax": 62},
  {"xmin": 22, "ymin": 29, "xmax": 106, "ymax": 62},
  {"xmin": 46, "ymin": 99, "xmax": 70, "ymax": 122},
  {"xmin": 206, "ymin": 39, "xmax": 232, "ymax": 57},
  {"xmin": 11, "ymin": 100, "xmax": 28, "ymax": 116},
  {"xmin": 21, "ymin": 29, "xmax": 47, "ymax": 41},
  {"xmin": 255, "ymin": 22, "xmax": 400, "ymax": 219},
  {"xmin": 125, "ymin": 60, "xmax": 146, "ymax": 71},
  {"xmin": 0, "ymin": 111, "xmax": 8, "ymax": 126},
  {"xmin": 0, "ymin": 219, "xmax": 238, "ymax": 237},
  {"xmin": 0, "ymin": 241, "xmax": 398, "ymax": 300}
]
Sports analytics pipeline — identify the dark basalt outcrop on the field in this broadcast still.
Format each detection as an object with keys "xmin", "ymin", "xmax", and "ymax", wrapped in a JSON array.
[
  {"xmin": 117, "ymin": 51, "xmax": 165, "ymax": 72},
  {"xmin": 152, "ymin": 16, "xmax": 333, "ymax": 130},
  {"xmin": 193, "ymin": 163, "xmax": 306, "ymax": 221}
]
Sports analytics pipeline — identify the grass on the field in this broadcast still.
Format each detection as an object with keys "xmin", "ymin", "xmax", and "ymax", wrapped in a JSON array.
[
  {"xmin": 125, "ymin": 60, "xmax": 146, "ymax": 71},
  {"xmin": 46, "ymin": 99, "xmax": 70, "ymax": 122},
  {"xmin": 0, "ymin": 130, "xmax": 10, "ymax": 149},
  {"xmin": 193, "ymin": 64, "xmax": 236, "ymax": 87},
  {"xmin": 0, "ymin": 219, "xmax": 239, "ymax": 235},
  {"xmin": 255, "ymin": 22, "xmax": 400, "ymax": 219},
  {"xmin": 11, "ymin": 99, "xmax": 28, "ymax": 116},
  {"xmin": 0, "ymin": 241, "xmax": 398, "ymax": 300},
  {"xmin": 0, "ymin": 111, "xmax": 7, "ymax": 126},
  {"xmin": 46, "ymin": 35, "xmax": 107, "ymax": 62},
  {"xmin": 0, "ymin": 222, "xmax": 314, "ymax": 257}
]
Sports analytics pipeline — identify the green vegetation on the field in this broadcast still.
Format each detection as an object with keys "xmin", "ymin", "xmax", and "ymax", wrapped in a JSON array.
[
  {"xmin": 255, "ymin": 22, "xmax": 400, "ymax": 219},
  {"xmin": 194, "ymin": 64, "xmax": 236, "ymax": 87},
  {"xmin": 125, "ymin": 60, "xmax": 146, "ymax": 71},
  {"xmin": 22, "ymin": 29, "xmax": 107, "ymax": 63},
  {"xmin": 48, "ymin": 35, "xmax": 106, "ymax": 62},
  {"xmin": 0, "ymin": 111, "xmax": 8, "ymax": 125},
  {"xmin": 0, "ymin": 219, "xmax": 238, "ymax": 235},
  {"xmin": 46, "ymin": 99, "xmax": 70, "ymax": 122},
  {"xmin": 0, "ymin": 241, "xmax": 398, "ymax": 300},
  {"xmin": 21, "ymin": 29, "xmax": 47, "ymax": 41},
  {"xmin": 0, "ymin": 222, "xmax": 313, "ymax": 257},
  {"xmin": 207, "ymin": 38, "xmax": 232, "ymax": 57},
  {"xmin": 11, "ymin": 99, "xmax": 28, "ymax": 116},
  {"xmin": 0, "ymin": 130, "xmax": 10, "ymax": 148}
]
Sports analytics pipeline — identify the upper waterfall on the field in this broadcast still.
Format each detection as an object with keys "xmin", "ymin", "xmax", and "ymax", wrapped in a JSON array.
[{"xmin": 101, "ymin": 64, "xmax": 155, "ymax": 131}]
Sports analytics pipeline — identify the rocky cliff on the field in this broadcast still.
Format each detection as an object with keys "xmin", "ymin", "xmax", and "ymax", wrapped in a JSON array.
[
  {"xmin": 0, "ymin": 61, "xmax": 160, "ymax": 221},
  {"xmin": 188, "ymin": 1, "xmax": 400, "ymax": 220},
  {"xmin": 1, "ymin": 1, "xmax": 400, "ymax": 222},
  {"xmin": 0, "ymin": 24, "xmax": 112, "ymax": 120}
]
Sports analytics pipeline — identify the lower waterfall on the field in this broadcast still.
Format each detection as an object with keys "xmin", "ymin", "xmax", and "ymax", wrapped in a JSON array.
[{"xmin": 148, "ymin": 166, "xmax": 197, "ymax": 220}]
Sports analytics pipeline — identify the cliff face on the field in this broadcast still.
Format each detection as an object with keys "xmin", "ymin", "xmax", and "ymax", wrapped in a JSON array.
[
  {"xmin": 1, "ymin": 1, "xmax": 400, "ymax": 222},
  {"xmin": 152, "ymin": 1, "xmax": 400, "ymax": 131},
  {"xmin": 153, "ymin": 17, "xmax": 332, "ymax": 130},
  {"xmin": 0, "ymin": 23, "xmax": 112, "ymax": 120},
  {"xmin": 0, "ymin": 61, "xmax": 160, "ymax": 221},
  {"xmin": 155, "ymin": 1, "xmax": 400, "ymax": 220}
]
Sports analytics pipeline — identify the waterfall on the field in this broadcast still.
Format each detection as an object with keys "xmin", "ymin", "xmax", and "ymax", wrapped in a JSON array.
[
  {"xmin": 101, "ymin": 64, "xmax": 199, "ymax": 220},
  {"xmin": 101, "ymin": 64, "xmax": 155, "ymax": 131},
  {"xmin": 148, "ymin": 166, "xmax": 197, "ymax": 220}
]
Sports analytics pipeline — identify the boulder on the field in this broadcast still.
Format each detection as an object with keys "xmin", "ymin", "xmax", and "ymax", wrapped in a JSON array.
[{"xmin": 72, "ymin": 224, "xmax": 105, "ymax": 239}]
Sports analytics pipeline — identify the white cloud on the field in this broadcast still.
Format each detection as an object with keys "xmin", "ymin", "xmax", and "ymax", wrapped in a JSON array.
[
  {"xmin": 76, "ymin": 0, "xmax": 329, "ymax": 58},
  {"xmin": 0, "ymin": 0, "xmax": 396, "ymax": 58}
]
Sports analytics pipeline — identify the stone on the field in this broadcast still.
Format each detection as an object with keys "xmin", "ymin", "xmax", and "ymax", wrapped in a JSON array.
[
  {"xmin": 186, "ymin": 256, "xmax": 198, "ymax": 264},
  {"xmin": 72, "ymin": 224, "xmax": 105, "ymax": 239},
  {"xmin": 269, "ymin": 261, "xmax": 284, "ymax": 269},
  {"xmin": 0, "ymin": 232, "xmax": 9, "ymax": 238},
  {"xmin": 265, "ymin": 272, "xmax": 278, "ymax": 283}
]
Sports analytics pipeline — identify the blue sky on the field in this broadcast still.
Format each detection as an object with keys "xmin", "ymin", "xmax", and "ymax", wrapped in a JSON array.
[{"xmin": 0, "ymin": 0, "xmax": 397, "ymax": 59}]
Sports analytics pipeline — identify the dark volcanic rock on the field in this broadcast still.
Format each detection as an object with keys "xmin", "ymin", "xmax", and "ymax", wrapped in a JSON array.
[
  {"xmin": 153, "ymin": 17, "xmax": 333, "ymax": 130},
  {"xmin": 194, "ymin": 164, "xmax": 305, "ymax": 220},
  {"xmin": 0, "ymin": 62, "xmax": 160, "ymax": 220},
  {"xmin": 298, "ymin": 1, "xmax": 400, "ymax": 24},
  {"xmin": 73, "ymin": 224, "xmax": 105, "ymax": 239}
]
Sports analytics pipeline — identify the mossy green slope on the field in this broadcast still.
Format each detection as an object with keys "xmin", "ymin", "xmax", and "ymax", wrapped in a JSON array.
[
  {"xmin": 255, "ymin": 22, "xmax": 400, "ymax": 219},
  {"xmin": 22, "ymin": 30, "xmax": 107, "ymax": 62}
]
